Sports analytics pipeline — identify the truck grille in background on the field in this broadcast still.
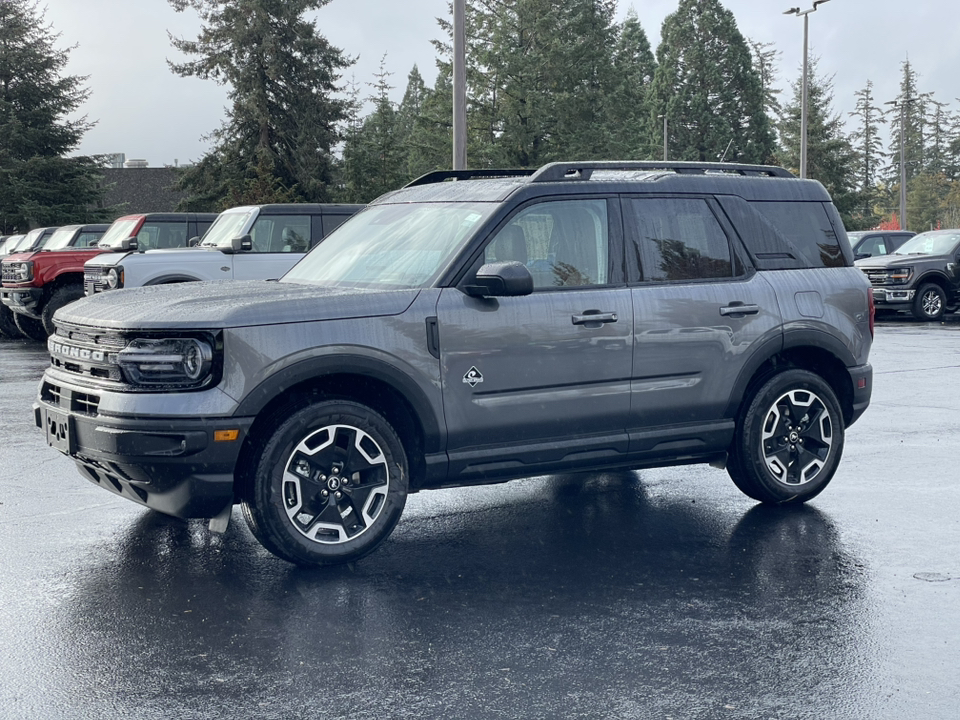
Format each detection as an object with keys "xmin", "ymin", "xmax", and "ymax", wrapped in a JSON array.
[
  {"xmin": 83, "ymin": 268, "xmax": 105, "ymax": 295},
  {"xmin": 41, "ymin": 381, "xmax": 101, "ymax": 416},
  {"xmin": 861, "ymin": 269, "xmax": 889, "ymax": 286},
  {"xmin": 2, "ymin": 264, "xmax": 20, "ymax": 282}
]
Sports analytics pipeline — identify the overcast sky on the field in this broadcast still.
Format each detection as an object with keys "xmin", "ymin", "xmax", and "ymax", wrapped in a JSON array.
[{"xmin": 39, "ymin": 0, "xmax": 960, "ymax": 167}]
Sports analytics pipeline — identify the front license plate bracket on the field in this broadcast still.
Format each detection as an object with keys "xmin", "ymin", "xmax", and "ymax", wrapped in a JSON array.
[{"xmin": 44, "ymin": 408, "xmax": 73, "ymax": 454}]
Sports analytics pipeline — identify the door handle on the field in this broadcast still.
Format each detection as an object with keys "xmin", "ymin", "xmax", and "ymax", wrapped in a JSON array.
[
  {"xmin": 719, "ymin": 303, "xmax": 761, "ymax": 317},
  {"xmin": 572, "ymin": 310, "xmax": 619, "ymax": 327}
]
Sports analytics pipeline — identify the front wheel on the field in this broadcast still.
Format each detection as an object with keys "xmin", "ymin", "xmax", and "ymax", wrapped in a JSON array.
[
  {"xmin": 13, "ymin": 312, "xmax": 48, "ymax": 342},
  {"xmin": 911, "ymin": 283, "xmax": 946, "ymax": 321},
  {"xmin": 241, "ymin": 400, "xmax": 409, "ymax": 566},
  {"xmin": 42, "ymin": 285, "xmax": 84, "ymax": 336},
  {"xmin": 0, "ymin": 305, "xmax": 22, "ymax": 338},
  {"xmin": 727, "ymin": 369, "xmax": 844, "ymax": 504}
]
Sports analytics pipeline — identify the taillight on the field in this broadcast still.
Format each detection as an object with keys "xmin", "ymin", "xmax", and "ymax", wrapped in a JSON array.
[{"xmin": 868, "ymin": 288, "xmax": 875, "ymax": 338}]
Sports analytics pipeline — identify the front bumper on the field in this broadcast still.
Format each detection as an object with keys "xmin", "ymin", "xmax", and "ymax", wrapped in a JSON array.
[
  {"xmin": 0, "ymin": 287, "xmax": 42, "ymax": 318},
  {"xmin": 35, "ymin": 386, "xmax": 255, "ymax": 518},
  {"xmin": 871, "ymin": 287, "xmax": 915, "ymax": 308}
]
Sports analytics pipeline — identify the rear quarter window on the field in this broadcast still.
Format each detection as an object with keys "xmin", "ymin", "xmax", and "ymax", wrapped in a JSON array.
[{"xmin": 750, "ymin": 201, "xmax": 846, "ymax": 268}]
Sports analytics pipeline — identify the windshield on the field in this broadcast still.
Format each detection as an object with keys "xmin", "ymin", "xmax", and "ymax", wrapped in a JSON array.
[
  {"xmin": 15, "ymin": 228, "xmax": 46, "ymax": 252},
  {"xmin": 98, "ymin": 218, "xmax": 142, "ymax": 249},
  {"xmin": 282, "ymin": 202, "xmax": 495, "ymax": 290},
  {"xmin": 42, "ymin": 226, "xmax": 81, "ymax": 251},
  {"xmin": 200, "ymin": 208, "xmax": 257, "ymax": 247},
  {"xmin": 893, "ymin": 231, "xmax": 960, "ymax": 256}
]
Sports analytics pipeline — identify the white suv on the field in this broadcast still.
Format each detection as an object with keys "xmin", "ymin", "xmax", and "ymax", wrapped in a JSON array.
[{"xmin": 83, "ymin": 203, "xmax": 362, "ymax": 295}]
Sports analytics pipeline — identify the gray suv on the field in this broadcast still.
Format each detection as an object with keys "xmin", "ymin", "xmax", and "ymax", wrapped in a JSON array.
[{"xmin": 35, "ymin": 162, "xmax": 874, "ymax": 567}]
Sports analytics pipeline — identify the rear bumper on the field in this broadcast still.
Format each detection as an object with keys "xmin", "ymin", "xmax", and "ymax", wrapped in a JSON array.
[
  {"xmin": 848, "ymin": 363, "xmax": 872, "ymax": 427},
  {"xmin": 35, "ymin": 389, "xmax": 254, "ymax": 518},
  {"xmin": 0, "ymin": 287, "xmax": 43, "ymax": 318}
]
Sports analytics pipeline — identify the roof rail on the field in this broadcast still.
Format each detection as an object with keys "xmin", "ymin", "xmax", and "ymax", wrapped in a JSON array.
[
  {"xmin": 530, "ymin": 161, "xmax": 795, "ymax": 182},
  {"xmin": 404, "ymin": 168, "xmax": 535, "ymax": 188}
]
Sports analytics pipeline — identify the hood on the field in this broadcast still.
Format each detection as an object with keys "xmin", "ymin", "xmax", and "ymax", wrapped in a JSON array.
[
  {"xmin": 1, "ymin": 251, "xmax": 39, "ymax": 264},
  {"xmin": 855, "ymin": 253, "xmax": 948, "ymax": 269},
  {"xmin": 55, "ymin": 280, "xmax": 422, "ymax": 330}
]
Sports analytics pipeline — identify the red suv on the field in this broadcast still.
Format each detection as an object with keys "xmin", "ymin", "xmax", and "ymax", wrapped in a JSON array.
[{"xmin": 1, "ymin": 214, "xmax": 214, "ymax": 340}]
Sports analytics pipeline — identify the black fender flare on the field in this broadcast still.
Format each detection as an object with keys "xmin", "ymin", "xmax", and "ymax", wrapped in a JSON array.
[
  {"xmin": 233, "ymin": 353, "xmax": 443, "ymax": 453},
  {"xmin": 724, "ymin": 328, "xmax": 857, "ymax": 419},
  {"xmin": 145, "ymin": 275, "xmax": 201, "ymax": 285}
]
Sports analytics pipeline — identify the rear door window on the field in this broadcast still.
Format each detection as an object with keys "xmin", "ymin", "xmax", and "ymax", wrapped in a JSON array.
[{"xmin": 624, "ymin": 197, "xmax": 735, "ymax": 282}]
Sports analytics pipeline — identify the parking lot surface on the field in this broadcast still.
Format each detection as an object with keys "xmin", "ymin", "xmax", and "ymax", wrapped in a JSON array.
[{"xmin": 1, "ymin": 319, "xmax": 958, "ymax": 719}]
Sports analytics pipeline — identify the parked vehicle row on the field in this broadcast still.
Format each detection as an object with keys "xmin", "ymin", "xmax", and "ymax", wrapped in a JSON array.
[
  {"xmin": 33, "ymin": 161, "xmax": 875, "ymax": 568},
  {"xmin": 0, "ymin": 204, "xmax": 362, "ymax": 341}
]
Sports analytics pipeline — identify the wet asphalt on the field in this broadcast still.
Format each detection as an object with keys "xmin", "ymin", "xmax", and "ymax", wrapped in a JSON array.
[{"xmin": 0, "ymin": 319, "xmax": 958, "ymax": 720}]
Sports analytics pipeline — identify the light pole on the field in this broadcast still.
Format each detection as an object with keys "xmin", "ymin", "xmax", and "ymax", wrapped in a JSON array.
[
  {"xmin": 453, "ymin": 0, "xmax": 467, "ymax": 170},
  {"xmin": 658, "ymin": 114, "xmax": 668, "ymax": 161},
  {"xmin": 784, "ymin": 0, "xmax": 831, "ymax": 179},
  {"xmin": 885, "ymin": 97, "xmax": 917, "ymax": 231}
]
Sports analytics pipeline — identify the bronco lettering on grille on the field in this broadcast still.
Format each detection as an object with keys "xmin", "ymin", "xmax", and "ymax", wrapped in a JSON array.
[{"xmin": 50, "ymin": 341, "xmax": 105, "ymax": 363}]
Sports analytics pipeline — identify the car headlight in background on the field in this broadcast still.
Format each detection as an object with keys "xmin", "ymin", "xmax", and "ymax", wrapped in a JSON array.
[
  {"xmin": 10, "ymin": 262, "xmax": 33, "ymax": 282},
  {"xmin": 887, "ymin": 267, "xmax": 912, "ymax": 284},
  {"xmin": 116, "ymin": 337, "xmax": 215, "ymax": 388},
  {"xmin": 105, "ymin": 266, "xmax": 123, "ymax": 289}
]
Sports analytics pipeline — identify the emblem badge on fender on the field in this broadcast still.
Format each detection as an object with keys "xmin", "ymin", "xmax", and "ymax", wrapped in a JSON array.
[{"xmin": 463, "ymin": 367, "xmax": 483, "ymax": 387}]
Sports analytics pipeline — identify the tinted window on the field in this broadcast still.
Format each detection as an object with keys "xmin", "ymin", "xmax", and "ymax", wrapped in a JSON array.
[
  {"xmin": 625, "ymin": 198, "xmax": 733, "ymax": 281},
  {"xmin": 74, "ymin": 232, "xmax": 104, "ymax": 248},
  {"xmin": 250, "ymin": 215, "xmax": 312, "ymax": 253},
  {"xmin": 751, "ymin": 201, "xmax": 844, "ymax": 268},
  {"xmin": 856, "ymin": 235, "xmax": 887, "ymax": 257},
  {"xmin": 137, "ymin": 222, "xmax": 188, "ymax": 251},
  {"xmin": 322, "ymin": 214, "xmax": 351, "ymax": 238},
  {"xmin": 484, "ymin": 199, "xmax": 609, "ymax": 289}
]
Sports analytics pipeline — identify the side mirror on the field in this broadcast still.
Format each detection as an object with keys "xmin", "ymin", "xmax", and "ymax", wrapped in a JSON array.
[
  {"xmin": 463, "ymin": 261, "xmax": 534, "ymax": 298},
  {"xmin": 855, "ymin": 252, "xmax": 870, "ymax": 260},
  {"xmin": 187, "ymin": 236, "xmax": 200, "ymax": 247},
  {"xmin": 119, "ymin": 236, "xmax": 139, "ymax": 252},
  {"xmin": 221, "ymin": 234, "xmax": 252, "ymax": 254}
]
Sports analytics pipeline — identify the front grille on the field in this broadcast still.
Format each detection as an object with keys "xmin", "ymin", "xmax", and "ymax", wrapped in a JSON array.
[
  {"xmin": 862, "ymin": 269, "xmax": 889, "ymax": 286},
  {"xmin": 49, "ymin": 326, "xmax": 126, "ymax": 383},
  {"xmin": 2, "ymin": 264, "xmax": 21, "ymax": 283},
  {"xmin": 41, "ymin": 381, "xmax": 101, "ymax": 415},
  {"xmin": 83, "ymin": 268, "xmax": 105, "ymax": 295}
]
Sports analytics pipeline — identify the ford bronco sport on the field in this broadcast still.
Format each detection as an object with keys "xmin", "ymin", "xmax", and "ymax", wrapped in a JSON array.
[{"xmin": 35, "ymin": 161, "xmax": 874, "ymax": 567}]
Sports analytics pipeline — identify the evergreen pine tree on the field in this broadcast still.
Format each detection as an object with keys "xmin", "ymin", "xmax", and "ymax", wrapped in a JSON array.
[
  {"xmin": 167, "ymin": 0, "xmax": 351, "ymax": 210},
  {"xmin": 848, "ymin": 80, "xmax": 886, "ymax": 225},
  {"xmin": 0, "ymin": 0, "xmax": 108, "ymax": 233},
  {"xmin": 609, "ymin": 9, "xmax": 658, "ymax": 158},
  {"xmin": 648, "ymin": 0, "xmax": 775, "ymax": 165},
  {"xmin": 778, "ymin": 58, "xmax": 859, "ymax": 226},
  {"xmin": 747, "ymin": 38, "xmax": 782, "ymax": 121}
]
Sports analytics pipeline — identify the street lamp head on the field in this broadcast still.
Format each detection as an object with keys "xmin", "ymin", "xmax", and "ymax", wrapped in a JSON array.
[
  {"xmin": 783, "ymin": 7, "xmax": 800, "ymax": 14},
  {"xmin": 813, "ymin": 0, "xmax": 831, "ymax": 8}
]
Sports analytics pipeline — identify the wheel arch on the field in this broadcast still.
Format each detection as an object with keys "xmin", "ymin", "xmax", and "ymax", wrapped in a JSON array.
[
  {"xmin": 727, "ymin": 330, "xmax": 857, "ymax": 427},
  {"xmin": 233, "ymin": 356, "xmax": 442, "ymax": 495}
]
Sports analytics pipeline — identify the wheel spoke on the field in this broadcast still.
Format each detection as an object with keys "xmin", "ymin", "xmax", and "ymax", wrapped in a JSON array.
[{"xmin": 761, "ymin": 388, "xmax": 834, "ymax": 487}]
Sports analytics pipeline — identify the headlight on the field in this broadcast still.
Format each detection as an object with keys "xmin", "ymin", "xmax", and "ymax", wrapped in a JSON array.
[
  {"xmin": 105, "ymin": 266, "xmax": 123, "ymax": 289},
  {"xmin": 116, "ymin": 337, "xmax": 215, "ymax": 387},
  {"xmin": 887, "ymin": 267, "xmax": 912, "ymax": 284},
  {"xmin": 13, "ymin": 262, "xmax": 32, "ymax": 282}
]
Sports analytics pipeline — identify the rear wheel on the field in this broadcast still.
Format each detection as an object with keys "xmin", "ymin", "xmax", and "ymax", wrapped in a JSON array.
[
  {"xmin": 42, "ymin": 285, "xmax": 84, "ymax": 336},
  {"xmin": 13, "ymin": 312, "xmax": 48, "ymax": 342},
  {"xmin": 727, "ymin": 369, "xmax": 844, "ymax": 504},
  {"xmin": 911, "ymin": 282, "xmax": 946, "ymax": 321},
  {"xmin": 241, "ymin": 399, "xmax": 409, "ymax": 566},
  {"xmin": 0, "ymin": 305, "xmax": 22, "ymax": 338}
]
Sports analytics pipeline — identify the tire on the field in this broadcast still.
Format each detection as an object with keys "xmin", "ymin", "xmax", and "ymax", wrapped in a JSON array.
[
  {"xmin": 42, "ymin": 284, "xmax": 84, "ymax": 336},
  {"xmin": 0, "ymin": 305, "xmax": 23, "ymax": 338},
  {"xmin": 13, "ymin": 311, "xmax": 48, "ymax": 342},
  {"xmin": 911, "ymin": 282, "xmax": 946, "ymax": 321},
  {"xmin": 727, "ymin": 369, "xmax": 844, "ymax": 505},
  {"xmin": 241, "ymin": 399, "xmax": 409, "ymax": 566}
]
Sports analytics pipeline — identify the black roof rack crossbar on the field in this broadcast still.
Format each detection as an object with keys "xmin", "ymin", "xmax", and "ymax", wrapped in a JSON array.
[
  {"xmin": 404, "ymin": 168, "xmax": 535, "ymax": 187},
  {"xmin": 530, "ymin": 161, "xmax": 795, "ymax": 182}
]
